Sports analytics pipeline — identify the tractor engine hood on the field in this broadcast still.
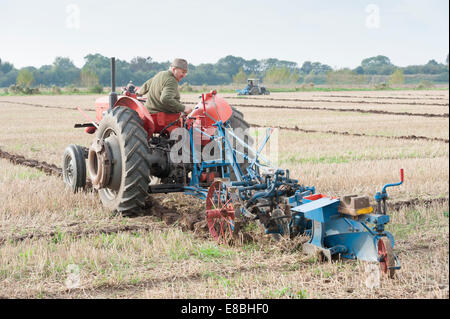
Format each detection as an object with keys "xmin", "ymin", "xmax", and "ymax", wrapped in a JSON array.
[{"xmin": 188, "ymin": 91, "xmax": 233, "ymax": 127}]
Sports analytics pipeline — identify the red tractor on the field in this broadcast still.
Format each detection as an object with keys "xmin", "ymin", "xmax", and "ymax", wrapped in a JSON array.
[{"xmin": 62, "ymin": 58, "xmax": 253, "ymax": 216}]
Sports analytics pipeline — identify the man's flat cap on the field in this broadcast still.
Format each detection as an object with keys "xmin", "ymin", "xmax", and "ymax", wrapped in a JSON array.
[{"xmin": 171, "ymin": 58, "xmax": 188, "ymax": 71}]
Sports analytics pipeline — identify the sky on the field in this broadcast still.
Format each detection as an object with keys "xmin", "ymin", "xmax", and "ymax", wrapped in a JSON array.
[{"xmin": 0, "ymin": 0, "xmax": 448, "ymax": 69}]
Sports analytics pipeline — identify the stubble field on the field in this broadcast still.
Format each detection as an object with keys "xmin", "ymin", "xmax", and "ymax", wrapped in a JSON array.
[{"xmin": 0, "ymin": 89, "xmax": 448, "ymax": 299}]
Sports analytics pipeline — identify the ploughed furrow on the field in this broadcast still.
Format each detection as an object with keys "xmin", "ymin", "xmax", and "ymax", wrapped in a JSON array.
[
  {"xmin": 0, "ymin": 223, "xmax": 167, "ymax": 245},
  {"xmin": 0, "ymin": 147, "xmax": 63, "ymax": 177},
  {"xmin": 0, "ymin": 147, "xmax": 94, "ymax": 188},
  {"xmin": 248, "ymin": 123, "xmax": 449, "ymax": 143},
  {"xmin": 223, "ymin": 96, "xmax": 449, "ymax": 107},
  {"xmin": 182, "ymin": 101, "xmax": 448, "ymax": 118},
  {"xmin": 314, "ymin": 94, "xmax": 449, "ymax": 101},
  {"xmin": 388, "ymin": 197, "xmax": 449, "ymax": 211},
  {"xmin": 230, "ymin": 103, "xmax": 448, "ymax": 118},
  {"xmin": 0, "ymin": 194, "xmax": 204, "ymax": 247},
  {"xmin": 0, "ymin": 100, "xmax": 96, "ymax": 111}
]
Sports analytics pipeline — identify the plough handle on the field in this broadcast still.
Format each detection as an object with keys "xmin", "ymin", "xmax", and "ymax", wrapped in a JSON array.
[
  {"xmin": 375, "ymin": 169, "xmax": 405, "ymax": 215},
  {"xmin": 382, "ymin": 168, "xmax": 404, "ymax": 194}
]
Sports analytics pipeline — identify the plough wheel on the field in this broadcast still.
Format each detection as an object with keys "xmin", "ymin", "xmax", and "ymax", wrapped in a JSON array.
[
  {"xmin": 206, "ymin": 181, "xmax": 235, "ymax": 244},
  {"xmin": 378, "ymin": 237, "xmax": 395, "ymax": 278}
]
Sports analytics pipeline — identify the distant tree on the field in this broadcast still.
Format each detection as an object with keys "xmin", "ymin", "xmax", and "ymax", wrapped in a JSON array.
[
  {"xmin": 422, "ymin": 60, "xmax": 446, "ymax": 74},
  {"xmin": 247, "ymin": 72, "xmax": 258, "ymax": 79},
  {"xmin": 0, "ymin": 69, "xmax": 17, "ymax": 87},
  {"xmin": 232, "ymin": 67, "xmax": 247, "ymax": 84},
  {"xmin": 361, "ymin": 55, "xmax": 392, "ymax": 67},
  {"xmin": 51, "ymin": 57, "xmax": 80, "ymax": 86},
  {"xmin": 327, "ymin": 69, "xmax": 365, "ymax": 86},
  {"xmin": 264, "ymin": 67, "xmax": 298, "ymax": 84},
  {"xmin": 244, "ymin": 59, "xmax": 261, "ymax": 74},
  {"xmin": 403, "ymin": 65, "xmax": 421, "ymax": 75},
  {"xmin": 130, "ymin": 56, "xmax": 153, "ymax": 73},
  {"xmin": 303, "ymin": 73, "xmax": 327, "ymax": 85},
  {"xmin": 360, "ymin": 55, "xmax": 396, "ymax": 75},
  {"xmin": 53, "ymin": 57, "xmax": 77, "ymax": 70},
  {"xmin": 83, "ymin": 53, "xmax": 110, "ymax": 85},
  {"xmin": 185, "ymin": 63, "xmax": 229, "ymax": 85},
  {"xmin": 310, "ymin": 62, "xmax": 333, "ymax": 74},
  {"xmin": 289, "ymin": 69, "xmax": 301, "ymax": 83},
  {"xmin": 260, "ymin": 58, "xmax": 298, "ymax": 73},
  {"xmin": 354, "ymin": 66, "xmax": 365, "ymax": 75},
  {"xmin": 16, "ymin": 69, "xmax": 34, "ymax": 87},
  {"xmin": 389, "ymin": 69, "xmax": 405, "ymax": 85},
  {"xmin": 80, "ymin": 67, "xmax": 99, "ymax": 87},
  {"xmin": 84, "ymin": 53, "xmax": 110, "ymax": 70},
  {"xmin": 115, "ymin": 58, "xmax": 133, "ymax": 86},
  {"xmin": 300, "ymin": 61, "xmax": 313, "ymax": 74},
  {"xmin": 0, "ymin": 58, "xmax": 17, "ymax": 86},
  {"xmin": 0, "ymin": 59, "xmax": 14, "ymax": 74},
  {"xmin": 216, "ymin": 55, "xmax": 246, "ymax": 78}
]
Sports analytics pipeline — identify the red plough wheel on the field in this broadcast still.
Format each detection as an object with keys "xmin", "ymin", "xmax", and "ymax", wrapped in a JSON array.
[
  {"xmin": 378, "ymin": 237, "xmax": 395, "ymax": 278},
  {"xmin": 206, "ymin": 181, "xmax": 235, "ymax": 244}
]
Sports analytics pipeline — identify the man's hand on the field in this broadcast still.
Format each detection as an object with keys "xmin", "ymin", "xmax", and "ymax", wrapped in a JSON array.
[{"xmin": 184, "ymin": 105, "xmax": 193, "ymax": 114}]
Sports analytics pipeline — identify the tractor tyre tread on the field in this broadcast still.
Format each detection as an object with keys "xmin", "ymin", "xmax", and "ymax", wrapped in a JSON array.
[
  {"xmin": 97, "ymin": 107, "xmax": 150, "ymax": 216},
  {"xmin": 228, "ymin": 107, "xmax": 254, "ymax": 180}
]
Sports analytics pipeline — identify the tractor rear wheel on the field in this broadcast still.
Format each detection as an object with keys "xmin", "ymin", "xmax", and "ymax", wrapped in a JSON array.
[
  {"xmin": 62, "ymin": 144, "xmax": 86, "ymax": 192},
  {"xmin": 249, "ymin": 87, "xmax": 259, "ymax": 95},
  {"xmin": 228, "ymin": 107, "xmax": 254, "ymax": 180},
  {"xmin": 93, "ymin": 107, "xmax": 150, "ymax": 216}
]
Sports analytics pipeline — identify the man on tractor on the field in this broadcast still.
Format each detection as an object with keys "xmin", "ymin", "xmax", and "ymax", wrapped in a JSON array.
[{"xmin": 137, "ymin": 58, "xmax": 193, "ymax": 114}]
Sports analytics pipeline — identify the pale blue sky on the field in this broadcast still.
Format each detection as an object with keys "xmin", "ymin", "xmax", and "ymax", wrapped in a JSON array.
[{"xmin": 0, "ymin": 0, "xmax": 448, "ymax": 69}]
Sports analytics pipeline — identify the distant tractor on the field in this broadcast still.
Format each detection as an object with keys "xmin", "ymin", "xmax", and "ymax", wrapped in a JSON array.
[{"xmin": 237, "ymin": 79, "xmax": 270, "ymax": 96}]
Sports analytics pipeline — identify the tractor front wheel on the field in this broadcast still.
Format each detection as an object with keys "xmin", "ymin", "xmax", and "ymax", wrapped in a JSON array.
[{"xmin": 62, "ymin": 144, "xmax": 86, "ymax": 192}]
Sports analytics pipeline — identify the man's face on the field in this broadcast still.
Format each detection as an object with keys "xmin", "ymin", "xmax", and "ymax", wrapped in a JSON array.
[{"xmin": 172, "ymin": 67, "xmax": 188, "ymax": 82}]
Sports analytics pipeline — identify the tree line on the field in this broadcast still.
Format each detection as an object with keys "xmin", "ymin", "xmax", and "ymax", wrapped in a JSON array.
[{"xmin": 0, "ymin": 53, "xmax": 448, "ymax": 89}]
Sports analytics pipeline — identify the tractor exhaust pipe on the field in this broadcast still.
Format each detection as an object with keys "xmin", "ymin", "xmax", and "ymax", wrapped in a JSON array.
[{"xmin": 109, "ymin": 57, "xmax": 117, "ymax": 110}]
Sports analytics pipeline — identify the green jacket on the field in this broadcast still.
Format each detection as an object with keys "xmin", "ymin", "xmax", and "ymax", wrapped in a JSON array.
[{"xmin": 137, "ymin": 70, "xmax": 185, "ymax": 114}]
